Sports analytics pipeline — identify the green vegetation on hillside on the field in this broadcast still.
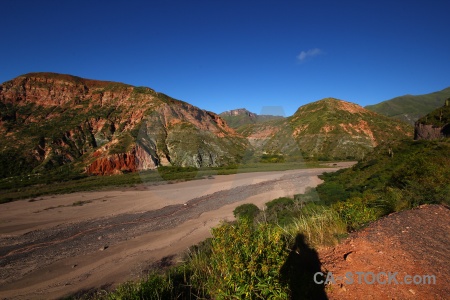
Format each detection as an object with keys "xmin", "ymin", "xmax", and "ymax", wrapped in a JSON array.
[
  {"xmin": 365, "ymin": 87, "xmax": 450, "ymax": 125},
  {"xmin": 416, "ymin": 100, "xmax": 450, "ymax": 127},
  {"xmin": 0, "ymin": 73, "xmax": 253, "ymax": 180},
  {"xmin": 240, "ymin": 98, "xmax": 413, "ymax": 161},
  {"xmin": 219, "ymin": 109, "xmax": 284, "ymax": 129},
  {"xmin": 317, "ymin": 139, "xmax": 450, "ymax": 229}
]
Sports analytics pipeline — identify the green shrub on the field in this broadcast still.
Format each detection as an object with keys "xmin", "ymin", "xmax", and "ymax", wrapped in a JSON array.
[
  {"xmin": 108, "ymin": 271, "xmax": 176, "ymax": 299},
  {"xmin": 266, "ymin": 197, "xmax": 294, "ymax": 211},
  {"xmin": 260, "ymin": 154, "xmax": 285, "ymax": 163},
  {"xmin": 264, "ymin": 197, "xmax": 296, "ymax": 225},
  {"xmin": 233, "ymin": 203, "xmax": 260, "ymax": 221},
  {"xmin": 332, "ymin": 196, "xmax": 379, "ymax": 231},
  {"xmin": 316, "ymin": 182, "xmax": 349, "ymax": 205},
  {"xmin": 378, "ymin": 187, "xmax": 411, "ymax": 214},
  {"xmin": 204, "ymin": 219, "xmax": 290, "ymax": 299}
]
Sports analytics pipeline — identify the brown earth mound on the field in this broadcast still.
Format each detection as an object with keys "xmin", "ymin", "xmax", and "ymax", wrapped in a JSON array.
[{"xmin": 320, "ymin": 204, "xmax": 450, "ymax": 299}]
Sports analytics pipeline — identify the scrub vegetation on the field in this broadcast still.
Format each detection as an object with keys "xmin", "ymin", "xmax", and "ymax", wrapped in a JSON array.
[{"xmin": 67, "ymin": 138, "xmax": 449, "ymax": 299}]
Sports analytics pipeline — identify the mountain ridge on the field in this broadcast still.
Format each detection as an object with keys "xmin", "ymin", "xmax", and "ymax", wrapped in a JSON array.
[
  {"xmin": 0, "ymin": 72, "xmax": 416, "ymax": 178},
  {"xmin": 239, "ymin": 97, "xmax": 412, "ymax": 160},
  {"xmin": 0, "ymin": 72, "xmax": 248, "ymax": 177},
  {"xmin": 365, "ymin": 86, "xmax": 450, "ymax": 125}
]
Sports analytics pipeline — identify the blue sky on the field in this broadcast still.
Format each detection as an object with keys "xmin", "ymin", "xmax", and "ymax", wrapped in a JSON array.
[{"xmin": 1, "ymin": 0, "xmax": 449, "ymax": 116}]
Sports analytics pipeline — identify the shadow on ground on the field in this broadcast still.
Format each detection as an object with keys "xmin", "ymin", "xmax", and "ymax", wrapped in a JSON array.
[{"xmin": 280, "ymin": 234, "xmax": 328, "ymax": 300}]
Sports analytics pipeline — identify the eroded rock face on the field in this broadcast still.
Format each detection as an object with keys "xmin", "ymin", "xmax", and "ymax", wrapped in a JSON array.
[
  {"xmin": 0, "ymin": 73, "xmax": 135, "ymax": 107},
  {"xmin": 86, "ymin": 152, "xmax": 137, "ymax": 175},
  {"xmin": 85, "ymin": 144, "xmax": 158, "ymax": 175},
  {"xmin": 0, "ymin": 72, "xmax": 248, "ymax": 176}
]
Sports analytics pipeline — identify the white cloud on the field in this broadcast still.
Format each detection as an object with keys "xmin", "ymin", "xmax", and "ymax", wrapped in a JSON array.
[{"xmin": 297, "ymin": 48, "xmax": 323, "ymax": 62}]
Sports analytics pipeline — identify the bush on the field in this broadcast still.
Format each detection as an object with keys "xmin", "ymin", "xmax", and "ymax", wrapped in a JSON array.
[
  {"xmin": 260, "ymin": 154, "xmax": 285, "ymax": 163},
  {"xmin": 316, "ymin": 182, "xmax": 350, "ymax": 205},
  {"xmin": 204, "ymin": 219, "xmax": 290, "ymax": 299},
  {"xmin": 233, "ymin": 203, "xmax": 260, "ymax": 221},
  {"xmin": 264, "ymin": 197, "xmax": 296, "ymax": 225},
  {"xmin": 106, "ymin": 266, "xmax": 204, "ymax": 300},
  {"xmin": 332, "ymin": 196, "xmax": 379, "ymax": 231}
]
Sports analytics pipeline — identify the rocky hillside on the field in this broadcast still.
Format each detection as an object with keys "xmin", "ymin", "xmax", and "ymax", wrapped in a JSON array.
[
  {"xmin": 0, "ymin": 73, "xmax": 248, "ymax": 176},
  {"xmin": 365, "ymin": 87, "xmax": 450, "ymax": 125},
  {"xmin": 219, "ymin": 108, "xmax": 284, "ymax": 128},
  {"xmin": 239, "ymin": 98, "xmax": 413, "ymax": 160},
  {"xmin": 414, "ymin": 99, "xmax": 450, "ymax": 140}
]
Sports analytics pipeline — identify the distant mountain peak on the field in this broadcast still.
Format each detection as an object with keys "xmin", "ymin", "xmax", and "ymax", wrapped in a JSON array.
[
  {"xmin": 295, "ymin": 98, "xmax": 367, "ymax": 116},
  {"xmin": 220, "ymin": 108, "xmax": 256, "ymax": 117},
  {"xmin": 219, "ymin": 108, "xmax": 284, "ymax": 129}
]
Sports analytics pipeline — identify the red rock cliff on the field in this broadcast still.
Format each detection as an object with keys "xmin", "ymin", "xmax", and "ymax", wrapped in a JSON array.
[{"xmin": 0, "ymin": 72, "xmax": 247, "ymax": 176}]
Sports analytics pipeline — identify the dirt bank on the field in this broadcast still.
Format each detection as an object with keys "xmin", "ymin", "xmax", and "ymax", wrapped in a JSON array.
[{"xmin": 320, "ymin": 204, "xmax": 450, "ymax": 299}]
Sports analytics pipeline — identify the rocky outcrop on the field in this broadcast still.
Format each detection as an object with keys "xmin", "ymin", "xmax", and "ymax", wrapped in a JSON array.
[
  {"xmin": 414, "ymin": 123, "xmax": 446, "ymax": 140},
  {"xmin": 86, "ymin": 144, "xmax": 158, "ymax": 175},
  {"xmin": 0, "ymin": 73, "xmax": 135, "ymax": 107},
  {"xmin": 414, "ymin": 100, "xmax": 450, "ymax": 140},
  {"xmin": 86, "ymin": 152, "xmax": 137, "ymax": 175}
]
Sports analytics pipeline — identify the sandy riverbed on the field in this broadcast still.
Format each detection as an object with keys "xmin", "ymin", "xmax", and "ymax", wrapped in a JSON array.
[{"xmin": 0, "ymin": 163, "xmax": 353, "ymax": 299}]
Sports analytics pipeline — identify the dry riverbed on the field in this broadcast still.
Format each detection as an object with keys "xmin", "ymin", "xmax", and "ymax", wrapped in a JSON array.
[{"xmin": 0, "ymin": 163, "xmax": 352, "ymax": 299}]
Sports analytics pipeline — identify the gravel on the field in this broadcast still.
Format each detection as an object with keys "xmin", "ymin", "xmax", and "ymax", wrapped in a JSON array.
[{"xmin": 0, "ymin": 171, "xmax": 321, "ymax": 284}]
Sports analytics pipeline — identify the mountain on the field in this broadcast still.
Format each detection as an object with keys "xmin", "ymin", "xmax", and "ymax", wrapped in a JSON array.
[
  {"xmin": 414, "ymin": 99, "xmax": 450, "ymax": 140},
  {"xmin": 219, "ymin": 108, "xmax": 284, "ymax": 128},
  {"xmin": 365, "ymin": 87, "xmax": 450, "ymax": 125},
  {"xmin": 0, "ymin": 73, "xmax": 248, "ymax": 177},
  {"xmin": 239, "ymin": 98, "xmax": 413, "ymax": 160}
]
